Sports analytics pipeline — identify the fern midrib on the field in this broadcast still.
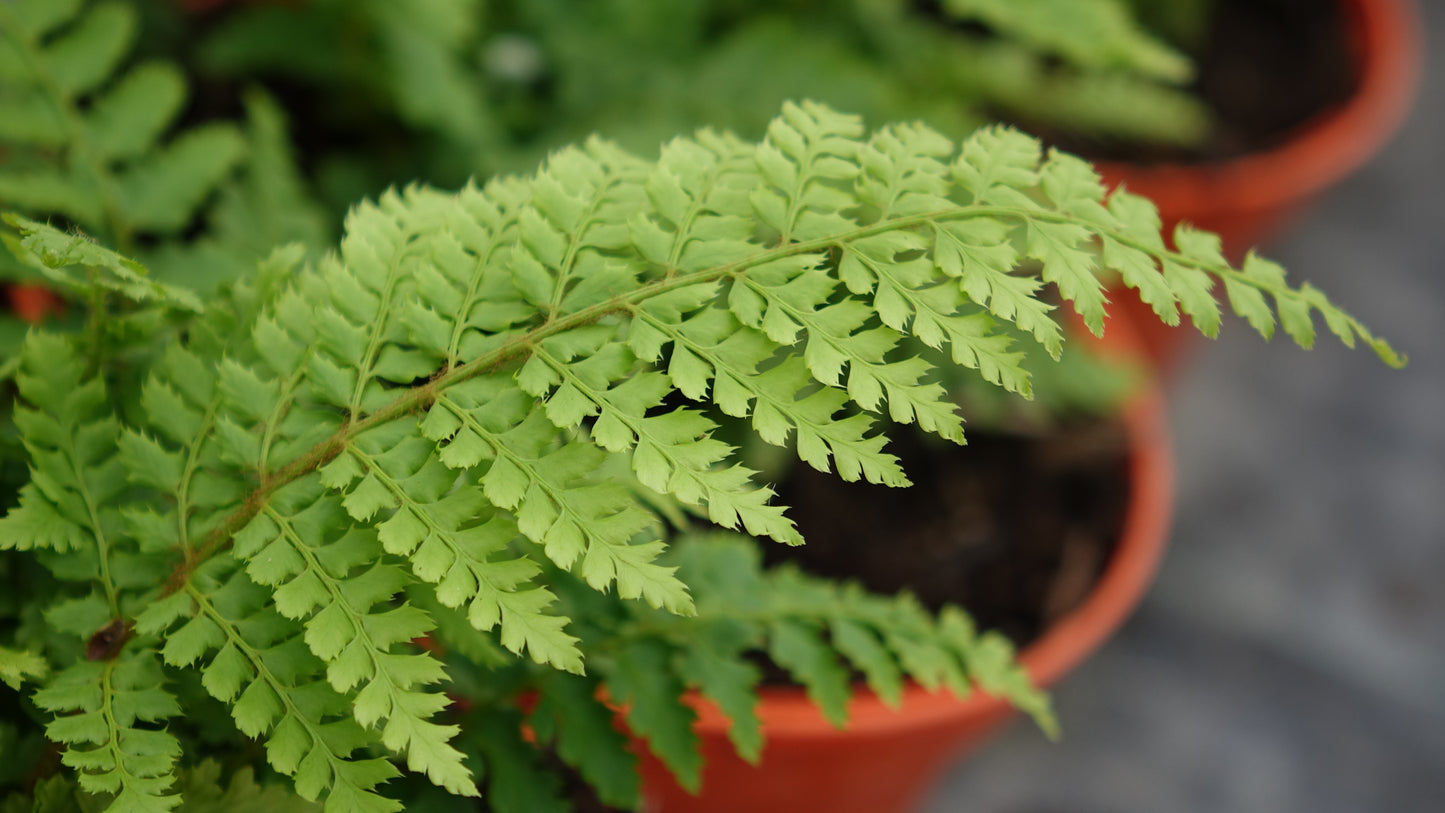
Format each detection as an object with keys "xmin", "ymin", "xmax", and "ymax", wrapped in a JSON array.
[
  {"xmin": 445, "ymin": 234, "xmax": 503, "ymax": 369},
  {"xmin": 260, "ymin": 363, "xmax": 309, "ymax": 479},
  {"xmin": 780, "ymin": 141, "xmax": 830, "ymax": 243},
  {"xmin": 63, "ymin": 432, "xmax": 120, "ymax": 615},
  {"xmin": 157, "ymin": 202, "xmax": 1259, "ymax": 620},
  {"xmin": 96, "ymin": 656, "xmax": 160, "ymax": 797},
  {"xmin": 177, "ymin": 398, "xmax": 223, "ymax": 560},
  {"xmin": 546, "ymin": 175, "xmax": 623, "ymax": 316},
  {"xmin": 349, "ymin": 247, "xmax": 411, "ymax": 415}
]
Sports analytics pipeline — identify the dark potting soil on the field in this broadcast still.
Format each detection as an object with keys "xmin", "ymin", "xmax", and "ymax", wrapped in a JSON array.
[
  {"xmin": 1019, "ymin": 0, "xmax": 1360, "ymax": 163},
  {"xmin": 765, "ymin": 419, "xmax": 1132, "ymax": 649}
]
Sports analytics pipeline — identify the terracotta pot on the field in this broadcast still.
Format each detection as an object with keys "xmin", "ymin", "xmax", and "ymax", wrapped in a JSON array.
[
  {"xmin": 1103, "ymin": 0, "xmax": 1421, "ymax": 368},
  {"xmin": 634, "ymin": 324, "xmax": 1174, "ymax": 813}
]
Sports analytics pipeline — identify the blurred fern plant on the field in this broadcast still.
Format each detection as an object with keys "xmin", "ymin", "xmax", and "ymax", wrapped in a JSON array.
[
  {"xmin": 0, "ymin": 0, "xmax": 327, "ymax": 315},
  {"xmin": 190, "ymin": 0, "xmax": 1212, "ymax": 200}
]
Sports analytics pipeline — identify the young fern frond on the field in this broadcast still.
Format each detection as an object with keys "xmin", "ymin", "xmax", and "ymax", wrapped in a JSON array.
[{"xmin": 1, "ymin": 101, "xmax": 1400, "ymax": 810}]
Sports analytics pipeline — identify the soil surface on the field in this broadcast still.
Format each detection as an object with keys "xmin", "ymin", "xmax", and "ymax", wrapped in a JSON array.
[
  {"xmin": 767, "ymin": 419, "xmax": 1131, "ymax": 648},
  {"xmin": 1031, "ymin": 0, "xmax": 1359, "ymax": 163}
]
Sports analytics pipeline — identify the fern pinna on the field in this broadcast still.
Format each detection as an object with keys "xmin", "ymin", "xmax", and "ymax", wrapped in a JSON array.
[{"xmin": 0, "ymin": 102, "xmax": 1401, "ymax": 812}]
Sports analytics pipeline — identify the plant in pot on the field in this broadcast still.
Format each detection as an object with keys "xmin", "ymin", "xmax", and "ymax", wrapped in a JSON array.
[
  {"xmin": 0, "ymin": 94, "xmax": 1402, "ymax": 810},
  {"xmin": 0, "ymin": 3, "xmax": 1407, "ymax": 813}
]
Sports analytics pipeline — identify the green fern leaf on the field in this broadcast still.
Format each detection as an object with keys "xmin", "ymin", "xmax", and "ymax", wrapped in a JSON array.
[
  {"xmin": 603, "ymin": 638, "xmax": 701, "ymax": 793},
  {"xmin": 673, "ymin": 619, "xmax": 764, "ymax": 762},
  {"xmin": 0, "ymin": 645, "xmax": 49, "ymax": 689},
  {"xmin": 170, "ymin": 761, "xmax": 320, "ymax": 813},
  {"xmin": 31, "ymin": 651, "xmax": 182, "ymax": 812},
  {"xmin": 459, "ymin": 710, "xmax": 568, "ymax": 813},
  {"xmin": 0, "ymin": 0, "xmax": 84, "ymax": 42},
  {"xmin": 84, "ymin": 62, "xmax": 186, "ymax": 162},
  {"xmin": 2, "ymin": 217, "xmax": 202, "ymax": 312},
  {"xmin": 529, "ymin": 672, "xmax": 640, "ymax": 809},
  {"xmin": 161, "ymin": 565, "xmax": 402, "ymax": 812},
  {"xmin": 228, "ymin": 481, "xmax": 476, "ymax": 796}
]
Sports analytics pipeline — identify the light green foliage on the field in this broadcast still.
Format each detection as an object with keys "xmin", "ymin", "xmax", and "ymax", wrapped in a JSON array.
[{"xmin": 0, "ymin": 101, "xmax": 1400, "ymax": 810}]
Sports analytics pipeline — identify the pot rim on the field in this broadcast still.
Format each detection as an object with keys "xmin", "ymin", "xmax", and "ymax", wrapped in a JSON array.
[
  {"xmin": 1097, "ymin": 0, "xmax": 1422, "ymax": 216},
  {"xmin": 679, "ymin": 319, "xmax": 1175, "ymax": 739}
]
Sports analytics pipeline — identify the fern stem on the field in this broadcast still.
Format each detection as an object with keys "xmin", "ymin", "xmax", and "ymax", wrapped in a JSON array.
[
  {"xmin": 545, "ymin": 173, "xmax": 624, "ymax": 317},
  {"xmin": 259, "ymin": 362, "xmax": 309, "ymax": 481},
  {"xmin": 349, "ymin": 250, "xmax": 409, "ymax": 416},
  {"xmin": 65, "ymin": 426, "xmax": 120, "ymax": 617},
  {"xmin": 96, "ymin": 658, "xmax": 159, "ymax": 795}
]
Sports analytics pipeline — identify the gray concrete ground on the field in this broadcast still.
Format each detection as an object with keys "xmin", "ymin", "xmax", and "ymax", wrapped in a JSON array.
[{"xmin": 926, "ymin": 4, "xmax": 1445, "ymax": 811}]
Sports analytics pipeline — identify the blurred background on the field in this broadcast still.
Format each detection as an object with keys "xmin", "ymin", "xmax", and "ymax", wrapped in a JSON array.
[{"xmin": 927, "ymin": 3, "xmax": 1445, "ymax": 811}]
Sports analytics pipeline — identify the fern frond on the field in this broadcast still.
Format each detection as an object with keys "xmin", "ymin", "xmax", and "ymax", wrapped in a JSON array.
[
  {"xmin": 2, "ymin": 760, "xmax": 318, "ymax": 813},
  {"xmin": 168, "ymin": 761, "xmax": 321, "ymax": 813},
  {"xmin": 2, "ymin": 100, "xmax": 1401, "ymax": 809},
  {"xmin": 0, "ymin": 333, "xmax": 136, "ymax": 615},
  {"xmin": 0, "ymin": 645, "xmax": 49, "ymax": 690},
  {"xmin": 527, "ymin": 670, "xmax": 640, "ymax": 810},
  {"xmin": 1, "ymin": 217, "xmax": 203, "ymax": 314},
  {"xmin": 30, "ymin": 650, "xmax": 182, "ymax": 812},
  {"xmin": 455, "ymin": 708, "xmax": 569, "ymax": 813},
  {"xmin": 231, "ymin": 483, "xmax": 475, "ymax": 797},
  {"xmin": 141, "ymin": 561, "xmax": 403, "ymax": 813},
  {"xmin": 580, "ymin": 532, "xmax": 1052, "ymax": 782}
]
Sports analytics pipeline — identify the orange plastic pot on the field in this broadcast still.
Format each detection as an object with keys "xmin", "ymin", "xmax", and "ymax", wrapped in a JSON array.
[
  {"xmin": 635, "ymin": 324, "xmax": 1175, "ymax": 813},
  {"xmin": 1102, "ymin": 0, "xmax": 1421, "ymax": 368}
]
